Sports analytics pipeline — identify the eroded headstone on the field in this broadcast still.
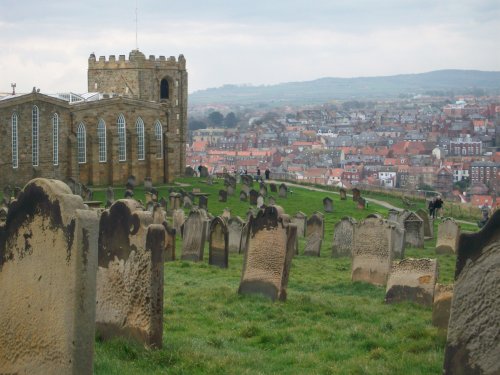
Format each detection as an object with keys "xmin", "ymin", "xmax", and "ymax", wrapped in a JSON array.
[
  {"xmin": 323, "ymin": 197, "xmax": 333, "ymax": 213},
  {"xmin": 304, "ymin": 213, "xmax": 324, "ymax": 256},
  {"xmin": 399, "ymin": 211, "xmax": 424, "ymax": 248},
  {"xmin": 209, "ymin": 217, "xmax": 229, "ymax": 268},
  {"xmin": 181, "ymin": 208, "xmax": 208, "ymax": 261},
  {"xmin": 169, "ymin": 192, "xmax": 182, "ymax": 210},
  {"xmin": 292, "ymin": 211, "xmax": 307, "ymax": 237},
  {"xmin": 172, "ymin": 209, "xmax": 185, "ymax": 234},
  {"xmin": 339, "ymin": 188, "xmax": 347, "ymax": 200},
  {"xmin": 432, "ymin": 283, "xmax": 453, "ymax": 331},
  {"xmin": 249, "ymin": 189, "xmax": 259, "ymax": 205},
  {"xmin": 279, "ymin": 183, "xmax": 288, "ymax": 198},
  {"xmin": 228, "ymin": 216, "xmax": 244, "ymax": 253},
  {"xmin": 436, "ymin": 218, "xmax": 460, "ymax": 254},
  {"xmin": 352, "ymin": 188, "xmax": 360, "ymax": 202},
  {"xmin": 417, "ymin": 208, "xmax": 433, "ymax": 238},
  {"xmin": 332, "ymin": 217, "xmax": 356, "ymax": 257}
]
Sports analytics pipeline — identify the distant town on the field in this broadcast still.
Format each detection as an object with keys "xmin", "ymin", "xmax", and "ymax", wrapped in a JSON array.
[{"xmin": 187, "ymin": 95, "xmax": 500, "ymax": 209}]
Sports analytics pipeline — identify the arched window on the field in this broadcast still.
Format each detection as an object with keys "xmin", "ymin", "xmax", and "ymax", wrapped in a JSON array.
[
  {"xmin": 136, "ymin": 117, "xmax": 145, "ymax": 160},
  {"xmin": 160, "ymin": 79, "xmax": 169, "ymax": 99},
  {"xmin": 97, "ymin": 119, "xmax": 107, "ymax": 162},
  {"xmin": 77, "ymin": 123, "xmax": 86, "ymax": 164},
  {"xmin": 117, "ymin": 114, "xmax": 126, "ymax": 161},
  {"xmin": 154, "ymin": 121, "xmax": 163, "ymax": 159},
  {"xmin": 32, "ymin": 105, "xmax": 39, "ymax": 166},
  {"xmin": 12, "ymin": 113, "xmax": 18, "ymax": 168},
  {"xmin": 52, "ymin": 113, "xmax": 59, "ymax": 165}
]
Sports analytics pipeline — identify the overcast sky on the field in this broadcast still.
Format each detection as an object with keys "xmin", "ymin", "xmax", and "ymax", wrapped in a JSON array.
[{"xmin": 1, "ymin": 0, "xmax": 499, "ymax": 94}]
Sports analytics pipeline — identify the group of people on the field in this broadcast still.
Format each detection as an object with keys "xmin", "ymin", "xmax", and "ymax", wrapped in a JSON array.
[{"xmin": 428, "ymin": 196, "xmax": 444, "ymax": 219}]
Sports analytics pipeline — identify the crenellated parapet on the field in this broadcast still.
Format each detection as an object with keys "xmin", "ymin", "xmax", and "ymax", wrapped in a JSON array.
[{"xmin": 88, "ymin": 49, "xmax": 186, "ymax": 71}]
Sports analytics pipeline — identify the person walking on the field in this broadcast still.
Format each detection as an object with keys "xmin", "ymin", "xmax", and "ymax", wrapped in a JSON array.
[
  {"xmin": 428, "ymin": 198, "xmax": 435, "ymax": 219},
  {"xmin": 434, "ymin": 196, "xmax": 443, "ymax": 218},
  {"xmin": 265, "ymin": 168, "xmax": 270, "ymax": 180}
]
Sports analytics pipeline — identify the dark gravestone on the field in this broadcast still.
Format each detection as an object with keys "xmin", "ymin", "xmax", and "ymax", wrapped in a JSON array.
[
  {"xmin": 240, "ymin": 191, "xmax": 248, "ymax": 202},
  {"xmin": 332, "ymin": 217, "xmax": 356, "ymax": 257},
  {"xmin": 199, "ymin": 195, "xmax": 208, "ymax": 211},
  {"xmin": 443, "ymin": 210, "xmax": 500, "ymax": 375},
  {"xmin": 238, "ymin": 206, "xmax": 297, "ymax": 301},
  {"xmin": 269, "ymin": 183, "xmax": 277, "ymax": 193},
  {"xmin": 249, "ymin": 189, "xmax": 259, "ymax": 205},
  {"xmin": 323, "ymin": 197, "xmax": 333, "ymax": 213},
  {"xmin": 66, "ymin": 177, "xmax": 76, "ymax": 194},
  {"xmin": 2, "ymin": 185, "xmax": 12, "ymax": 205},
  {"xmin": 357, "ymin": 197, "xmax": 366, "ymax": 209},
  {"xmin": 208, "ymin": 217, "xmax": 229, "ymax": 268},
  {"xmin": 13, "ymin": 186, "xmax": 22, "ymax": 199},
  {"xmin": 0, "ymin": 206, "xmax": 7, "ymax": 222},
  {"xmin": 352, "ymin": 188, "xmax": 360, "ymax": 202},
  {"xmin": 185, "ymin": 166, "xmax": 196, "ymax": 177},
  {"xmin": 199, "ymin": 166, "xmax": 209, "ymax": 178},
  {"xmin": 304, "ymin": 213, "xmax": 324, "ymax": 256},
  {"xmin": 181, "ymin": 208, "xmax": 208, "ymax": 261},
  {"xmin": 219, "ymin": 190, "xmax": 227, "ymax": 202},
  {"xmin": 339, "ymin": 188, "xmax": 347, "ymax": 200},
  {"xmin": 279, "ymin": 183, "xmax": 288, "ymax": 198}
]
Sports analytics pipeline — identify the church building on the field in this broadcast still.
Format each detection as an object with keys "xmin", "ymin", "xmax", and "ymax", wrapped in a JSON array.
[{"xmin": 0, "ymin": 49, "xmax": 188, "ymax": 187}]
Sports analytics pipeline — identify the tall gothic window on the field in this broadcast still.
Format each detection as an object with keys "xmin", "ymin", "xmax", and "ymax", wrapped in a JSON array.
[
  {"xmin": 77, "ymin": 123, "xmax": 86, "ymax": 163},
  {"xmin": 12, "ymin": 113, "xmax": 18, "ymax": 168},
  {"xmin": 52, "ymin": 113, "xmax": 59, "ymax": 165},
  {"xmin": 118, "ymin": 114, "xmax": 126, "ymax": 161},
  {"xmin": 32, "ymin": 105, "xmax": 39, "ymax": 166},
  {"xmin": 136, "ymin": 117, "xmax": 145, "ymax": 160},
  {"xmin": 160, "ymin": 79, "xmax": 169, "ymax": 99},
  {"xmin": 97, "ymin": 119, "xmax": 107, "ymax": 162},
  {"xmin": 154, "ymin": 121, "xmax": 163, "ymax": 159}
]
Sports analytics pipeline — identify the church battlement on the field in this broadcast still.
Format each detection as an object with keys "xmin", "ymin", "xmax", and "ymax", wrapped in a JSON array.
[{"xmin": 88, "ymin": 50, "xmax": 186, "ymax": 70}]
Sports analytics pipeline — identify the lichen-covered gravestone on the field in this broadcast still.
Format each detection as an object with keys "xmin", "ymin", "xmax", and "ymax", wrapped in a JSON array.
[
  {"xmin": 279, "ymin": 183, "xmax": 288, "ymax": 198},
  {"xmin": 181, "ymin": 208, "xmax": 208, "ymax": 261},
  {"xmin": 323, "ymin": 197, "xmax": 333, "ymax": 213},
  {"xmin": 304, "ymin": 213, "xmax": 324, "ymax": 256},
  {"xmin": 443, "ymin": 210, "xmax": 500, "ymax": 375},
  {"xmin": 385, "ymin": 258, "xmax": 438, "ymax": 307},
  {"xmin": 332, "ymin": 217, "xmax": 356, "ymax": 257},
  {"xmin": 435, "ymin": 218, "xmax": 460, "ymax": 254},
  {"xmin": 432, "ymin": 283, "xmax": 453, "ymax": 331},
  {"xmin": 416, "ymin": 208, "xmax": 433, "ymax": 238},
  {"xmin": 238, "ymin": 206, "xmax": 297, "ymax": 301},
  {"xmin": 399, "ymin": 211, "xmax": 424, "ymax": 248},
  {"xmin": 351, "ymin": 218, "xmax": 395, "ymax": 286},
  {"xmin": 209, "ymin": 217, "xmax": 229, "ymax": 268},
  {"xmin": 0, "ymin": 178, "xmax": 99, "ymax": 375},
  {"xmin": 228, "ymin": 216, "xmax": 245, "ymax": 253},
  {"xmin": 292, "ymin": 211, "xmax": 307, "ymax": 237}
]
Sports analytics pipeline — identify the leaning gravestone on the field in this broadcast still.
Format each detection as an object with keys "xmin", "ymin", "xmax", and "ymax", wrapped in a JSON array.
[
  {"xmin": 0, "ymin": 178, "xmax": 99, "ymax": 375},
  {"xmin": 399, "ymin": 211, "xmax": 424, "ymax": 248},
  {"xmin": 339, "ymin": 188, "xmax": 347, "ymax": 200},
  {"xmin": 240, "ymin": 191, "xmax": 248, "ymax": 202},
  {"xmin": 209, "ymin": 217, "xmax": 229, "ymax": 268},
  {"xmin": 292, "ymin": 211, "xmax": 307, "ymax": 237},
  {"xmin": 385, "ymin": 258, "xmax": 438, "ymax": 307},
  {"xmin": 228, "ymin": 216, "xmax": 245, "ymax": 253},
  {"xmin": 279, "ymin": 183, "xmax": 288, "ymax": 198},
  {"xmin": 169, "ymin": 192, "xmax": 182, "ymax": 210},
  {"xmin": 238, "ymin": 206, "xmax": 297, "ymax": 301},
  {"xmin": 269, "ymin": 183, "xmax": 277, "ymax": 193},
  {"xmin": 172, "ymin": 209, "xmax": 185, "ymax": 234},
  {"xmin": 304, "ymin": 213, "xmax": 324, "ymax": 256},
  {"xmin": 351, "ymin": 217, "xmax": 395, "ymax": 286},
  {"xmin": 332, "ymin": 217, "xmax": 356, "ymax": 257},
  {"xmin": 432, "ymin": 283, "xmax": 453, "ymax": 331},
  {"xmin": 416, "ymin": 208, "xmax": 433, "ymax": 238},
  {"xmin": 352, "ymin": 188, "xmax": 361, "ymax": 202},
  {"xmin": 181, "ymin": 208, "xmax": 208, "ymax": 261},
  {"xmin": 257, "ymin": 195, "xmax": 265, "ymax": 208},
  {"xmin": 436, "ymin": 218, "xmax": 460, "ymax": 254},
  {"xmin": 219, "ymin": 189, "xmax": 227, "ymax": 202},
  {"xmin": 323, "ymin": 197, "xmax": 333, "ymax": 213},
  {"xmin": 443, "ymin": 210, "xmax": 500, "ymax": 375},
  {"xmin": 97, "ymin": 200, "xmax": 165, "ymax": 348},
  {"xmin": 249, "ymin": 189, "xmax": 259, "ymax": 205}
]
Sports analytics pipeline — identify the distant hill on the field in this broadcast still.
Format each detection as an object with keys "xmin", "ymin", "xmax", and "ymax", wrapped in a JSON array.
[{"xmin": 189, "ymin": 70, "xmax": 500, "ymax": 106}]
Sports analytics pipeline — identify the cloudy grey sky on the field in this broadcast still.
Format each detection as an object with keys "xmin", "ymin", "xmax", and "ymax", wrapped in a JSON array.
[{"xmin": 1, "ymin": 0, "xmax": 499, "ymax": 94}]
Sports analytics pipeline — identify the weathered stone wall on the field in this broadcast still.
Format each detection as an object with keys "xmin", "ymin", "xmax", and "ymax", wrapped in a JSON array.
[
  {"xmin": 0, "ymin": 178, "xmax": 99, "ymax": 375},
  {"xmin": 96, "ymin": 199, "xmax": 165, "ymax": 348}
]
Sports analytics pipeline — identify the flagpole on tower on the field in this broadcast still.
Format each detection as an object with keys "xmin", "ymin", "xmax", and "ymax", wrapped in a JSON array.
[{"xmin": 135, "ymin": 0, "xmax": 138, "ymax": 50}]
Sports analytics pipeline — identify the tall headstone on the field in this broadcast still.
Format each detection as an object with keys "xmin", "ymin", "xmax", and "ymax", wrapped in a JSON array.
[
  {"xmin": 238, "ymin": 206, "xmax": 297, "ymax": 301},
  {"xmin": 416, "ymin": 208, "xmax": 433, "ymax": 238},
  {"xmin": 249, "ymin": 189, "xmax": 259, "ymax": 205},
  {"xmin": 240, "ymin": 191, "xmax": 248, "ymax": 201},
  {"xmin": 269, "ymin": 183, "xmax": 277, "ymax": 193},
  {"xmin": 162, "ymin": 221, "xmax": 176, "ymax": 261},
  {"xmin": 185, "ymin": 166, "xmax": 196, "ymax": 177},
  {"xmin": 387, "ymin": 209, "xmax": 399, "ymax": 223},
  {"xmin": 0, "ymin": 178, "xmax": 98, "ymax": 375},
  {"xmin": 199, "ymin": 166, "xmax": 209, "ymax": 178},
  {"xmin": 181, "ymin": 208, "xmax": 208, "ymax": 261},
  {"xmin": 219, "ymin": 189, "xmax": 228, "ymax": 202},
  {"xmin": 351, "ymin": 217, "xmax": 394, "ymax": 286},
  {"xmin": 199, "ymin": 195, "xmax": 208, "ymax": 211},
  {"xmin": 169, "ymin": 192, "xmax": 182, "ymax": 210},
  {"xmin": 259, "ymin": 183, "xmax": 268, "ymax": 197},
  {"xmin": 390, "ymin": 221, "xmax": 406, "ymax": 259},
  {"xmin": 399, "ymin": 211, "xmax": 424, "ymax": 248},
  {"xmin": 208, "ymin": 217, "xmax": 229, "ymax": 268},
  {"xmin": 228, "ymin": 216, "xmax": 245, "ymax": 253},
  {"xmin": 292, "ymin": 211, "xmax": 307, "ymax": 237},
  {"xmin": 436, "ymin": 218, "xmax": 460, "ymax": 254},
  {"xmin": 443, "ymin": 210, "xmax": 500, "ymax": 375},
  {"xmin": 96, "ymin": 200, "xmax": 165, "ymax": 347},
  {"xmin": 106, "ymin": 186, "xmax": 115, "ymax": 208},
  {"xmin": 304, "ymin": 213, "xmax": 324, "ymax": 256},
  {"xmin": 172, "ymin": 209, "xmax": 185, "ymax": 234},
  {"xmin": 323, "ymin": 197, "xmax": 333, "ymax": 213},
  {"xmin": 239, "ymin": 221, "xmax": 250, "ymax": 254},
  {"xmin": 257, "ymin": 195, "xmax": 265, "ymax": 208},
  {"xmin": 339, "ymin": 188, "xmax": 347, "ymax": 200},
  {"xmin": 352, "ymin": 188, "xmax": 360, "ymax": 202},
  {"xmin": 332, "ymin": 217, "xmax": 356, "ymax": 257},
  {"xmin": 279, "ymin": 183, "xmax": 288, "ymax": 198},
  {"xmin": 432, "ymin": 283, "xmax": 453, "ymax": 331},
  {"xmin": 385, "ymin": 258, "xmax": 438, "ymax": 307}
]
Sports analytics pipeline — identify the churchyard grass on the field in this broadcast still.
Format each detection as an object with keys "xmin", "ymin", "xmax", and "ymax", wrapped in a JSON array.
[{"xmin": 67, "ymin": 178, "xmax": 476, "ymax": 373}]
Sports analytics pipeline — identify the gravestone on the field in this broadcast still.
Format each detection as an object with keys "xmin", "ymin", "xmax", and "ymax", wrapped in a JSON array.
[
  {"xmin": 208, "ymin": 217, "xmax": 229, "ymax": 268},
  {"xmin": 75, "ymin": 182, "xmax": 83, "ymax": 196},
  {"xmin": 185, "ymin": 166, "xmax": 196, "ymax": 177},
  {"xmin": 432, "ymin": 283, "xmax": 453, "ymax": 331},
  {"xmin": 443, "ymin": 210, "xmax": 500, "ymax": 375},
  {"xmin": 249, "ymin": 189, "xmax": 259, "ymax": 205},
  {"xmin": 66, "ymin": 177, "xmax": 76, "ymax": 193},
  {"xmin": 399, "ymin": 211, "xmax": 424, "ymax": 248},
  {"xmin": 241, "ymin": 174, "xmax": 253, "ymax": 188},
  {"xmin": 304, "ymin": 213, "xmax": 324, "ymax": 256},
  {"xmin": 388, "ymin": 209, "xmax": 399, "ymax": 223},
  {"xmin": 224, "ymin": 174, "xmax": 237, "ymax": 189},
  {"xmin": 159, "ymin": 196, "xmax": 167, "ymax": 209},
  {"xmin": 339, "ymin": 188, "xmax": 347, "ymax": 200},
  {"xmin": 239, "ymin": 221, "xmax": 250, "ymax": 254},
  {"xmin": 183, "ymin": 195, "xmax": 192, "ymax": 209},
  {"xmin": 269, "ymin": 183, "xmax": 277, "ymax": 193},
  {"xmin": 351, "ymin": 217, "xmax": 395, "ymax": 286},
  {"xmin": 241, "ymin": 184, "xmax": 250, "ymax": 195},
  {"xmin": 228, "ymin": 216, "xmax": 245, "ymax": 253},
  {"xmin": 279, "ymin": 183, "xmax": 288, "ymax": 198},
  {"xmin": 416, "ymin": 208, "xmax": 433, "ymax": 238},
  {"xmin": 199, "ymin": 195, "xmax": 208, "ymax": 211},
  {"xmin": 199, "ymin": 166, "xmax": 209, "ymax": 178},
  {"xmin": 206, "ymin": 175, "xmax": 214, "ymax": 185},
  {"xmin": 97, "ymin": 200, "xmax": 165, "ymax": 348},
  {"xmin": 292, "ymin": 211, "xmax": 307, "ymax": 237},
  {"xmin": 390, "ymin": 221, "xmax": 406, "ymax": 259},
  {"xmin": 352, "ymin": 188, "xmax": 360, "ymax": 202},
  {"xmin": 436, "ymin": 218, "xmax": 460, "ymax": 254},
  {"xmin": 169, "ymin": 192, "xmax": 182, "ymax": 210},
  {"xmin": 257, "ymin": 195, "xmax": 265, "ymax": 208},
  {"xmin": 161, "ymin": 221, "xmax": 176, "ymax": 261},
  {"xmin": 0, "ymin": 178, "xmax": 98, "ymax": 374},
  {"xmin": 323, "ymin": 197, "xmax": 333, "ymax": 213},
  {"xmin": 259, "ymin": 183, "xmax": 268, "ymax": 197},
  {"xmin": 219, "ymin": 189, "xmax": 227, "ymax": 202},
  {"xmin": 357, "ymin": 197, "xmax": 366, "ymax": 209},
  {"xmin": 238, "ymin": 206, "xmax": 297, "ymax": 301},
  {"xmin": 222, "ymin": 208, "xmax": 231, "ymax": 220},
  {"xmin": 152, "ymin": 205, "xmax": 166, "ymax": 224},
  {"xmin": 127, "ymin": 175, "xmax": 136, "ymax": 189},
  {"xmin": 280, "ymin": 213, "xmax": 299, "ymax": 255},
  {"xmin": 332, "ymin": 217, "xmax": 356, "ymax": 257},
  {"xmin": 385, "ymin": 258, "xmax": 438, "ymax": 306},
  {"xmin": 227, "ymin": 185, "xmax": 235, "ymax": 196},
  {"xmin": 268, "ymin": 196, "xmax": 276, "ymax": 205},
  {"xmin": 181, "ymin": 208, "xmax": 208, "ymax": 261},
  {"xmin": 146, "ymin": 201, "xmax": 156, "ymax": 213},
  {"xmin": 172, "ymin": 209, "xmax": 185, "ymax": 234},
  {"xmin": 105, "ymin": 186, "xmax": 115, "ymax": 208},
  {"xmin": 240, "ymin": 191, "xmax": 248, "ymax": 201},
  {"xmin": 144, "ymin": 177, "xmax": 153, "ymax": 192}
]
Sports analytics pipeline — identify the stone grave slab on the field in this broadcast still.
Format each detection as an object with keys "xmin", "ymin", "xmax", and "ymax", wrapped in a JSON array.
[
  {"xmin": 209, "ymin": 217, "xmax": 229, "ymax": 268},
  {"xmin": 332, "ymin": 217, "xmax": 356, "ymax": 257}
]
